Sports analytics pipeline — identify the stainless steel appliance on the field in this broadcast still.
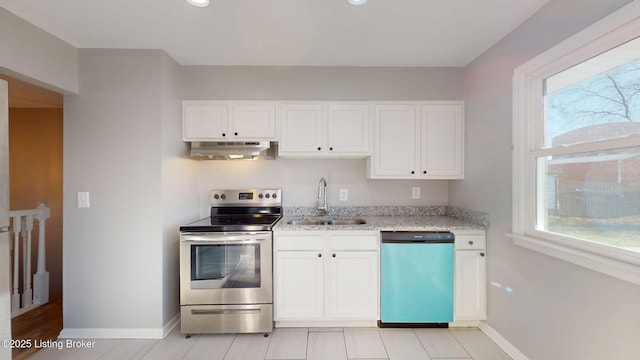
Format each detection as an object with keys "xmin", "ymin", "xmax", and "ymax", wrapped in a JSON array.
[
  {"xmin": 380, "ymin": 231, "xmax": 455, "ymax": 328},
  {"xmin": 179, "ymin": 189, "xmax": 282, "ymax": 335}
]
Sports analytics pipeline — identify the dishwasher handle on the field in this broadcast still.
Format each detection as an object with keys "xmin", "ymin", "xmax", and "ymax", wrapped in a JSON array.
[{"xmin": 381, "ymin": 231, "xmax": 454, "ymax": 243}]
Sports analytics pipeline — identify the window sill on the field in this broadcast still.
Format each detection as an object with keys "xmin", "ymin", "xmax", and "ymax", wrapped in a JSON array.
[{"xmin": 506, "ymin": 233, "xmax": 640, "ymax": 286}]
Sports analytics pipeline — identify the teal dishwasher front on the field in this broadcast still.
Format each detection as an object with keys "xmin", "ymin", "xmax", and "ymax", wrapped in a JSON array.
[{"xmin": 380, "ymin": 231, "xmax": 454, "ymax": 327}]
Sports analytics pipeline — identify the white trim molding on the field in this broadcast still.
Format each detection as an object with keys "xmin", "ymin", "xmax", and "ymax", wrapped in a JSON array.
[
  {"xmin": 58, "ymin": 327, "xmax": 164, "ymax": 340},
  {"xmin": 59, "ymin": 314, "xmax": 180, "ymax": 339},
  {"xmin": 507, "ymin": 233, "xmax": 640, "ymax": 286},
  {"xmin": 163, "ymin": 313, "xmax": 180, "ymax": 338},
  {"xmin": 511, "ymin": 1, "xmax": 640, "ymax": 285},
  {"xmin": 479, "ymin": 321, "xmax": 530, "ymax": 360}
]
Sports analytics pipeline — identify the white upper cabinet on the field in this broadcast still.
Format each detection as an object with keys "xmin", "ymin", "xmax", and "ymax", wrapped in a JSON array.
[
  {"xmin": 279, "ymin": 103, "xmax": 324, "ymax": 154},
  {"xmin": 327, "ymin": 104, "xmax": 370, "ymax": 155},
  {"xmin": 183, "ymin": 101, "xmax": 276, "ymax": 141},
  {"xmin": 370, "ymin": 104, "xmax": 419, "ymax": 176},
  {"xmin": 367, "ymin": 101, "xmax": 464, "ymax": 179},
  {"xmin": 421, "ymin": 104, "xmax": 464, "ymax": 178},
  {"xmin": 183, "ymin": 102, "xmax": 228, "ymax": 140},
  {"xmin": 230, "ymin": 103, "xmax": 277, "ymax": 139},
  {"xmin": 278, "ymin": 102, "xmax": 371, "ymax": 157}
]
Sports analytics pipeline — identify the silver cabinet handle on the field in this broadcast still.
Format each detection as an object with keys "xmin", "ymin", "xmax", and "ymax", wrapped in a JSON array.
[{"xmin": 0, "ymin": 226, "xmax": 9, "ymax": 233}]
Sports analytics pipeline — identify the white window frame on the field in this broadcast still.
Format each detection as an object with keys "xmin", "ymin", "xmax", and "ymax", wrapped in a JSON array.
[{"xmin": 511, "ymin": 1, "xmax": 640, "ymax": 286}]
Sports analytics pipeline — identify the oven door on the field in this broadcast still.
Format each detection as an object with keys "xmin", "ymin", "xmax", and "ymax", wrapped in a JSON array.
[{"xmin": 180, "ymin": 232, "xmax": 272, "ymax": 306}]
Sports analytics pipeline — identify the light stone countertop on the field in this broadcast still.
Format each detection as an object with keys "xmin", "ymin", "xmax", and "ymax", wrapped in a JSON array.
[
  {"xmin": 273, "ymin": 215, "xmax": 486, "ymax": 232},
  {"xmin": 273, "ymin": 206, "xmax": 488, "ymax": 232}
]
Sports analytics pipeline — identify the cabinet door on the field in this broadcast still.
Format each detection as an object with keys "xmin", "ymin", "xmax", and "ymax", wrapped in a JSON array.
[
  {"xmin": 327, "ymin": 251, "xmax": 378, "ymax": 320},
  {"xmin": 371, "ymin": 105, "xmax": 419, "ymax": 177},
  {"xmin": 455, "ymin": 250, "xmax": 487, "ymax": 320},
  {"xmin": 275, "ymin": 251, "xmax": 324, "ymax": 320},
  {"xmin": 421, "ymin": 104, "xmax": 464, "ymax": 178},
  {"xmin": 327, "ymin": 104, "xmax": 370, "ymax": 155},
  {"xmin": 279, "ymin": 104, "xmax": 324, "ymax": 155},
  {"xmin": 183, "ymin": 103, "xmax": 228, "ymax": 140},
  {"xmin": 231, "ymin": 104, "xmax": 276, "ymax": 140}
]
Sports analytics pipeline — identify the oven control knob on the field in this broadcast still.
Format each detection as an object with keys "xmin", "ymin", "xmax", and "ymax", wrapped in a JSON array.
[
  {"xmin": 220, "ymin": 194, "xmax": 226, "ymax": 200},
  {"xmin": 272, "ymin": 193, "xmax": 277, "ymax": 199},
  {"xmin": 265, "ymin": 193, "xmax": 271, "ymax": 199},
  {"xmin": 258, "ymin": 193, "xmax": 264, "ymax": 199},
  {"xmin": 213, "ymin": 194, "xmax": 219, "ymax": 200}
]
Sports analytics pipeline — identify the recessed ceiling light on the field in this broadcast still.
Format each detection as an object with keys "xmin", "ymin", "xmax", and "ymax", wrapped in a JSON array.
[
  {"xmin": 348, "ymin": 0, "xmax": 368, "ymax": 5},
  {"xmin": 187, "ymin": 0, "xmax": 209, "ymax": 7}
]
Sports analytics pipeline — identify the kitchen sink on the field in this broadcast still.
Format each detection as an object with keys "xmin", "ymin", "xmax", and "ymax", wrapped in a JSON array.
[
  {"xmin": 286, "ymin": 220, "xmax": 325, "ymax": 225},
  {"xmin": 326, "ymin": 219, "xmax": 367, "ymax": 225},
  {"xmin": 286, "ymin": 218, "xmax": 367, "ymax": 226}
]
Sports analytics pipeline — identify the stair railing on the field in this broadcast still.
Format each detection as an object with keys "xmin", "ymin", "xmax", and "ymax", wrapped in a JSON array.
[{"xmin": 9, "ymin": 202, "xmax": 50, "ymax": 317}]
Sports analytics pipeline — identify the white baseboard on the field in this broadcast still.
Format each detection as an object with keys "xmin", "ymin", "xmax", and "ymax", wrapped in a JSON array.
[
  {"xmin": 59, "ymin": 314, "xmax": 181, "ymax": 340},
  {"xmin": 163, "ymin": 313, "xmax": 180, "ymax": 338},
  {"xmin": 275, "ymin": 320, "xmax": 377, "ymax": 328},
  {"xmin": 479, "ymin": 321, "xmax": 529, "ymax": 360},
  {"xmin": 58, "ymin": 327, "xmax": 164, "ymax": 339}
]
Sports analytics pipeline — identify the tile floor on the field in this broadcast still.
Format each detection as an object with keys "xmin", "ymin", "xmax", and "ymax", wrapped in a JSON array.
[{"xmin": 27, "ymin": 327, "xmax": 512, "ymax": 360}]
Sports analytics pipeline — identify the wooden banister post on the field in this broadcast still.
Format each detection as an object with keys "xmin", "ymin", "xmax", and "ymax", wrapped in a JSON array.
[
  {"xmin": 33, "ymin": 202, "xmax": 50, "ymax": 305},
  {"xmin": 11, "ymin": 215, "xmax": 21, "ymax": 313},
  {"xmin": 22, "ymin": 215, "xmax": 33, "ymax": 308}
]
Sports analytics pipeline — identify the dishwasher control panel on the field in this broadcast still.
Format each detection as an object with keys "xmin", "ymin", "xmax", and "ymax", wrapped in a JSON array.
[{"xmin": 381, "ymin": 231, "xmax": 454, "ymax": 243}]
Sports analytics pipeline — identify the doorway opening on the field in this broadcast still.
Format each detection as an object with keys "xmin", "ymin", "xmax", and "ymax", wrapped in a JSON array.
[{"xmin": 0, "ymin": 74, "xmax": 63, "ymax": 360}]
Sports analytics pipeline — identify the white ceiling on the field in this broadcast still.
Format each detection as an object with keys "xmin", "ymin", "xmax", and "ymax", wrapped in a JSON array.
[{"xmin": 0, "ymin": 0, "xmax": 548, "ymax": 67}]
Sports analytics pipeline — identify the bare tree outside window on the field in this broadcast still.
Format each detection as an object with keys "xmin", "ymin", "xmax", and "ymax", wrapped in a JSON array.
[{"xmin": 541, "ymin": 51, "xmax": 640, "ymax": 252}]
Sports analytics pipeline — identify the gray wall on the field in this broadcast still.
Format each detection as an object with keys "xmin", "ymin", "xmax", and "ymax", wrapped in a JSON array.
[
  {"xmin": 184, "ymin": 66, "xmax": 463, "ymax": 213},
  {"xmin": 0, "ymin": 8, "xmax": 77, "ymax": 94},
  {"xmin": 450, "ymin": 0, "xmax": 640, "ymax": 358},
  {"xmin": 63, "ymin": 49, "xmax": 198, "ymax": 335},
  {"xmin": 160, "ymin": 53, "xmax": 199, "ymax": 326}
]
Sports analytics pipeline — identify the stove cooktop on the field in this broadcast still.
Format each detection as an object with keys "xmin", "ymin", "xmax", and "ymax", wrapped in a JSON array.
[
  {"xmin": 179, "ymin": 189, "xmax": 282, "ymax": 233},
  {"xmin": 179, "ymin": 214, "xmax": 282, "ymax": 232}
]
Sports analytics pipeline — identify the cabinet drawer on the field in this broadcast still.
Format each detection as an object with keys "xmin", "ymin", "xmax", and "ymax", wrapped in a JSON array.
[
  {"xmin": 276, "ymin": 236, "xmax": 324, "ymax": 251},
  {"xmin": 329, "ymin": 235, "xmax": 378, "ymax": 251},
  {"xmin": 455, "ymin": 235, "xmax": 486, "ymax": 250}
]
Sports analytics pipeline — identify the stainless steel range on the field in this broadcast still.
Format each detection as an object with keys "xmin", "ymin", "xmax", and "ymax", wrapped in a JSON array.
[{"xmin": 179, "ymin": 189, "xmax": 282, "ymax": 335}]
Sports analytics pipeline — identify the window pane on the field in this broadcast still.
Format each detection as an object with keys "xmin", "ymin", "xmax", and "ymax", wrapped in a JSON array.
[
  {"xmin": 544, "ymin": 38, "xmax": 640, "ymax": 147},
  {"xmin": 536, "ymin": 147, "xmax": 640, "ymax": 252}
]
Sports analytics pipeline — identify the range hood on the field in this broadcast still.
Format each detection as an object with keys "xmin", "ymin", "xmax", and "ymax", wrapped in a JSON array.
[{"xmin": 190, "ymin": 141, "xmax": 277, "ymax": 160}]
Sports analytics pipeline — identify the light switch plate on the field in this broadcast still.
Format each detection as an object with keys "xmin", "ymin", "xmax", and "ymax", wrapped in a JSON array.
[{"xmin": 77, "ymin": 191, "xmax": 90, "ymax": 208}]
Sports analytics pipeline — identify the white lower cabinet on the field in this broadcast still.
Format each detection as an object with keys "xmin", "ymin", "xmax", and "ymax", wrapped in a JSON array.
[
  {"xmin": 452, "ymin": 230, "xmax": 487, "ymax": 324},
  {"xmin": 274, "ymin": 231, "xmax": 378, "ymax": 326},
  {"xmin": 328, "ymin": 250, "xmax": 377, "ymax": 319},
  {"xmin": 275, "ymin": 251, "xmax": 324, "ymax": 319}
]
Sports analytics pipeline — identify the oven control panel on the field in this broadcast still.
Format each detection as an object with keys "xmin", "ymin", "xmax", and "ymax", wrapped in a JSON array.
[{"xmin": 210, "ymin": 189, "xmax": 282, "ymax": 206}]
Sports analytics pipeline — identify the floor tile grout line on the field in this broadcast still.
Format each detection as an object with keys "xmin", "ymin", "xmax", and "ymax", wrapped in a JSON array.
[
  {"xmin": 446, "ymin": 328, "xmax": 472, "ymax": 359},
  {"xmin": 342, "ymin": 329, "xmax": 348, "ymax": 360},
  {"xmin": 221, "ymin": 333, "xmax": 237, "ymax": 360},
  {"xmin": 263, "ymin": 330, "xmax": 274, "ymax": 360},
  {"xmin": 305, "ymin": 327, "xmax": 310, "ymax": 360},
  {"xmin": 372, "ymin": 327, "xmax": 390, "ymax": 360}
]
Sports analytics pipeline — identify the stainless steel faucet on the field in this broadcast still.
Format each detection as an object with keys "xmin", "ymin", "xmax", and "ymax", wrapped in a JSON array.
[{"xmin": 317, "ymin": 177, "xmax": 328, "ymax": 215}]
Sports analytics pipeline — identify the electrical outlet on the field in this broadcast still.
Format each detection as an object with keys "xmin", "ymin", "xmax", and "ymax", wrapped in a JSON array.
[
  {"xmin": 411, "ymin": 187, "xmax": 420, "ymax": 199},
  {"xmin": 340, "ymin": 189, "xmax": 348, "ymax": 201}
]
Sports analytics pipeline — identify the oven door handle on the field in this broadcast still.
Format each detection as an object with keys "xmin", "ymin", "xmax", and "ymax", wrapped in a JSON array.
[{"xmin": 181, "ymin": 233, "xmax": 269, "ymax": 242}]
